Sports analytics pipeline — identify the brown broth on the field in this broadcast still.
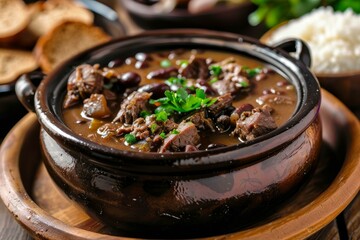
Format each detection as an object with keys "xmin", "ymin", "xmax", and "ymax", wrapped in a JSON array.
[{"xmin": 62, "ymin": 49, "xmax": 297, "ymax": 151}]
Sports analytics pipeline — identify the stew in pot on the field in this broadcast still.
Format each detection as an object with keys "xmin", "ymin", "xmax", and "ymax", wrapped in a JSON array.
[{"xmin": 62, "ymin": 49, "xmax": 297, "ymax": 152}]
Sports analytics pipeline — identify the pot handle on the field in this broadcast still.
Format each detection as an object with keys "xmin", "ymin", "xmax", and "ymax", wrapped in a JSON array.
[
  {"xmin": 15, "ymin": 71, "xmax": 46, "ymax": 113},
  {"xmin": 272, "ymin": 38, "xmax": 311, "ymax": 68}
]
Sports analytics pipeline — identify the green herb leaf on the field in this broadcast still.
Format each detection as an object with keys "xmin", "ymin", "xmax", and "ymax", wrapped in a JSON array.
[
  {"xmin": 195, "ymin": 88, "xmax": 206, "ymax": 99},
  {"xmin": 160, "ymin": 59, "xmax": 171, "ymax": 68},
  {"xmin": 210, "ymin": 65, "xmax": 222, "ymax": 76},
  {"xmin": 150, "ymin": 87, "xmax": 217, "ymax": 115},
  {"xmin": 150, "ymin": 123, "xmax": 158, "ymax": 133},
  {"xmin": 171, "ymin": 129, "xmax": 179, "ymax": 135},
  {"xmin": 243, "ymin": 66, "xmax": 262, "ymax": 78},
  {"xmin": 159, "ymin": 132, "xmax": 167, "ymax": 139},
  {"xmin": 165, "ymin": 77, "xmax": 188, "ymax": 89},
  {"xmin": 176, "ymin": 59, "xmax": 188, "ymax": 68},
  {"xmin": 124, "ymin": 134, "xmax": 137, "ymax": 145},
  {"xmin": 140, "ymin": 110, "xmax": 151, "ymax": 118},
  {"xmin": 155, "ymin": 110, "xmax": 168, "ymax": 122},
  {"xmin": 209, "ymin": 77, "xmax": 218, "ymax": 84}
]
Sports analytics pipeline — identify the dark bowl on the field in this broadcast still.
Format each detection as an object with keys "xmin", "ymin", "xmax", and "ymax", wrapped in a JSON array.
[
  {"xmin": 0, "ymin": 0, "xmax": 125, "ymax": 139},
  {"xmin": 17, "ymin": 30, "xmax": 321, "ymax": 238},
  {"xmin": 120, "ymin": 0, "xmax": 264, "ymax": 35}
]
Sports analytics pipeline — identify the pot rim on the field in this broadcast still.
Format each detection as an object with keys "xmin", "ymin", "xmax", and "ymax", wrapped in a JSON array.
[
  {"xmin": 35, "ymin": 29, "xmax": 321, "ymax": 169},
  {"xmin": 121, "ymin": 0, "xmax": 253, "ymax": 18}
]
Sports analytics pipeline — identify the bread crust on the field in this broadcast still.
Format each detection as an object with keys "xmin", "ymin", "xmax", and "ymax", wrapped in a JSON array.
[
  {"xmin": 0, "ymin": 0, "xmax": 30, "ymax": 44},
  {"xmin": 0, "ymin": 48, "xmax": 38, "ymax": 84},
  {"xmin": 34, "ymin": 21, "xmax": 110, "ymax": 72}
]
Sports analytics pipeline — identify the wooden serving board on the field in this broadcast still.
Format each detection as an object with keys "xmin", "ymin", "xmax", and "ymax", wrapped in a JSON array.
[{"xmin": 0, "ymin": 89, "xmax": 359, "ymax": 239}]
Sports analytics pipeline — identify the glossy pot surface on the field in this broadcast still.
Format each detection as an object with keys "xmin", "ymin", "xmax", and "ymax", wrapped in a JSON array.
[{"xmin": 22, "ymin": 30, "xmax": 321, "ymax": 238}]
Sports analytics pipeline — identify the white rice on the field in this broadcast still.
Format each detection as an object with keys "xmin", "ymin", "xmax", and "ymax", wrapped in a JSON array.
[{"xmin": 267, "ymin": 7, "xmax": 360, "ymax": 74}]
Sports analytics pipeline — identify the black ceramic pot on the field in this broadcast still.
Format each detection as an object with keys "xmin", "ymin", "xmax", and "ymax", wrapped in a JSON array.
[{"xmin": 16, "ymin": 30, "xmax": 321, "ymax": 238}]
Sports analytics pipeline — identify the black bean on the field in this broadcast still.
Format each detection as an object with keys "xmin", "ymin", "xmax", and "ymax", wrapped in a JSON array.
[
  {"xmin": 216, "ymin": 115, "xmax": 231, "ymax": 132},
  {"xmin": 234, "ymin": 104, "xmax": 254, "ymax": 115},
  {"xmin": 135, "ymin": 61, "xmax": 149, "ymax": 69},
  {"xmin": 147, "ymin": 67, "xmax": 178, "ymax": 79},
  {"xmin": 135, "ymin": 52, "xmax": 153, "ymax": 62},
  {"xmin": 108, "ymin": 59, "xmax": 124, "ymax": 68},
  {"xmin": 118, "ymin": 72, "xmax": 141, "ymax": 87},
  {"xmin": 138, "ymin": 83, "xmax": 170, "ymax": 99},
  {"xmin": 255, "ymin": 72, "xmax": 267, "ymax": 81},
  {"xmin": 276, "ymin": 80, "xmax": 289, "ymax": 87},
  {"xmin": 262, "ymin": 89, "xmax": 271, "ymax": 95},
  {"xmin": 125, "ymin": 57, "xmax": 134, "ymax": 65}
]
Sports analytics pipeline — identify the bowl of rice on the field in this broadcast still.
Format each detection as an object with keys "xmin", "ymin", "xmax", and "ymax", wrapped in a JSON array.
[{"xmin": 261, "ymin": 7, "xmax": 360, "ymax": 109}]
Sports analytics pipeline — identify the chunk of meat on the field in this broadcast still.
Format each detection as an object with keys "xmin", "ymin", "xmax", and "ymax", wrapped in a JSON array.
[
  {"xmin": 113, "ymin": 91, "xmax": 152, "ymax": 124},
  {"xmin": 64, "ymin": 64, "xmax": 104, "ymax": 108},
  {"xmin": 185, "ymin": 110, "xmax": 215, "ymax": 132},
  {"xmin": 211, "ymin": 58, "xmax": 250, "ymax": 96},
  {"xmin": 230, "ymin": 103, "xmax": 254, "ymax": 125},
  {"xmin": 97, "ymin": 122, "xmax": 132, "ymax": 138},
  {"xmin": 159, "ymin": 122, "xmax": 200, "ymax": 153},
  {"xmin": 131, "ymin": 118, "xmax": 150, "ymax": 140},
  {"xmin": 180, "ymin": 57, "xmax": 209, "ymax": 79},
  {"xmin": 231, "ymin": 105, "xmax": 277, "ymax": 141},
  {"xmin": 83, "ymin": 94, "xmax": 111, "ymax": 119},
  {"xmin": 207, "ymin": 93, "xmax": 233, "ymax": 117}
]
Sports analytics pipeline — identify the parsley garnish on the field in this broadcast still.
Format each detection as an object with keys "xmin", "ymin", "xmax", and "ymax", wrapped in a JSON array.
[
  {"xmin": 160, "ymin": 59, "xmax": 171, "ymax": 68},
  {"xmin": 243, "ymin": 66, "xmax": 262, "ymax": 78},
  {"xmin": 140, "ymin": 110, "xmax": 151, "ymax": 118},
  {"xmin": 209, "ymin": 77, "xmax": 218, "ymax": 84},
  {"xmin": 155, "ymin": 110, "xmax": 168, "ymax": 122},
  {"xmin": 124, "ymin": 134, "xmax": 137, "ymax": 145},
  {"xmin": 171, "ymin": 129, "xmax": 179, "ymax": 135},
  {"xmin": 150, "ymin": 123, "xmax": 158, "ymax": 133},
  {"xmin": 165, "ymin": 77, "xmax": 187, "ymax": 88},
  {"xmin": 210, "ymin": 65, "xmax": 222, "ymax": 76},
  {"xmin": 150, "ymin": 88, "xmax": 217, "ymax": 114},
  {"xmin": 159, "ymin": 132, "xmax": 167, "ymax": 139},
  {"xmin": 176, "ymin": 59, "xmax": 188, "ymax": 68}
]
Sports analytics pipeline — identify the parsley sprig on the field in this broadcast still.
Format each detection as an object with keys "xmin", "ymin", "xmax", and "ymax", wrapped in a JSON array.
[{"xmin": 150, "ymin": 88, "xmax": 217, "ymax": 114}]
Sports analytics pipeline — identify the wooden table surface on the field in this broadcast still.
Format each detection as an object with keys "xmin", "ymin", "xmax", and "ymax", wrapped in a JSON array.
[{"xmin": 0, "ymin": 1, "xmax": 359, "ymax": 239}]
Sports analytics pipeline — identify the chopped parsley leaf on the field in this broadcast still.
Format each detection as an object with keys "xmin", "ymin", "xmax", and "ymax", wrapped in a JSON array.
[
  {"xmin": 171, "ymin": 129, "xmax": 179, "ymax": 135},
  {"xmin": 159, "ymin": 132, "xmax": 167, "ymax": 139},
  {"xmin": 124, "ymin": 134, "xmax": 137, "ymax": 145},
  {"xmin": 243, "ymin": 66, "xmax": 262, "ymax": 78},
  {"xmin": 165, "ymin": 77, "xmax": 187, "ymax": 87},
  {"xmin": 160, "ymin": 59, "xmax": 171, "ymax": 68},
  {"xmin": 176, "ymin": 59, "xmax": 188, "ymax": 68},
  {"xmin": 210, "ymin": 65, "xmax": 222, "ymax": 76},
  {"xmin": 155, "ymin": 110, "xmax": 168, "ymax": 122},
  {"xmin": 150, "ymin": 87, "xmax": 217, "ymax": 114},
  {"xmin": 150, "ymin": 123, "xmax": 158, "ymax": 133},
  {"xmin": 140, "ymin": 110, "xmax": 151, "ymax": 118},
  {"xmin": 209, "ymin": 77, "xmax": 218, "ymax": 84}
]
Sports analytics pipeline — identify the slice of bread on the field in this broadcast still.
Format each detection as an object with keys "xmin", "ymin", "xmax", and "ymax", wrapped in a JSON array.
[
  {"xmin": 27, "ymin": 0, "xmax": 94, "ymax": 40},
  {"xmin": 34, "ymin": 21, "xmax": 111, "ymax": 72},
  {"xmin": 0, "ymin": 48, "xmax": 38, "ymax": 84},
  {"xmin": 0, "ymin": 0, "xmax": 30, "ymax": 43}
]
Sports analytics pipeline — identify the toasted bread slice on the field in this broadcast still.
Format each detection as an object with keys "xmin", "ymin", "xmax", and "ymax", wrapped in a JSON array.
[
  {"xmin": 34, "ymin": 21, "xmax": 110, "ymax": 72},
  {"xmin": 0, "ymin": 0, "xmax": 30, "ymax": 43},
  {"xmin": 0, "ymin": 48, "xmax": 38, "ymax": 84},
  {"xmin": 27, "ymin": 0, "xmax": 94, "ymax": 39}
]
